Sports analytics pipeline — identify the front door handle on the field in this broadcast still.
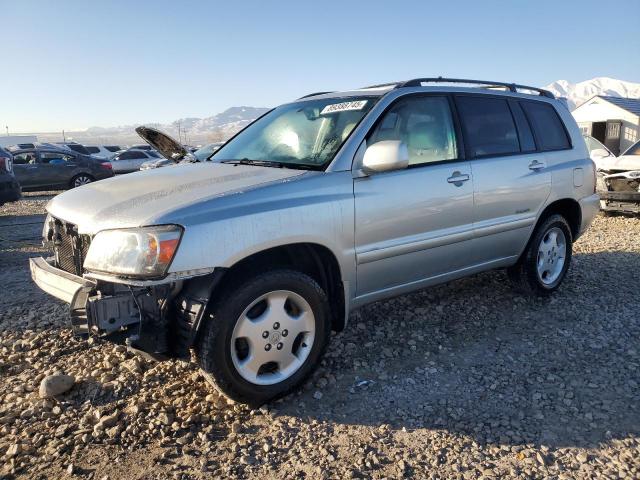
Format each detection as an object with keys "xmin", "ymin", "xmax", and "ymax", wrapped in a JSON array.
[
  {"xmin": 528, "ymin": 160, "xmax": 546, "ymax": 171},
  {"xmin": 447, "ymin": 171, "xmax": 470, "ymax": 186}
]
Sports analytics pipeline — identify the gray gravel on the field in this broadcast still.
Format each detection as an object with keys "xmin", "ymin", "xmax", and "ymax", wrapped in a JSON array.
[{"xmin": 1, "ymin": 193, "xmax": 639, "ymax": 479}]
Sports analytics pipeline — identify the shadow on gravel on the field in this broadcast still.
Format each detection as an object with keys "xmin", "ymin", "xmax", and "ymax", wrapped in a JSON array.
[{"xmin": 276, "ymin": 251, "xmax": 640, "ymax": 450}]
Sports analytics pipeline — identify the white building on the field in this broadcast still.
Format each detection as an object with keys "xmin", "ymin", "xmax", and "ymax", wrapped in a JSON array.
[
  {"xmin": 0, "ymin": 135, "xmax": 38, "ymax": 148},
  {"xmin": 572, "ymin": 96, "xmax": 640, "ymax": 155}
]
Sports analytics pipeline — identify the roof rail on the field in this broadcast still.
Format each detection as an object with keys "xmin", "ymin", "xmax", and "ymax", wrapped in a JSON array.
[
  {"xmin": 395, "ymin": 77, "xmax": 555, "ymax": 98},
  {"xmin": 298, "ymin": 91, "xmax": 335, "ymax": 99},
  {"xmin": 361, "ymin": 81, "xmax": 401, "ymax": 89}
]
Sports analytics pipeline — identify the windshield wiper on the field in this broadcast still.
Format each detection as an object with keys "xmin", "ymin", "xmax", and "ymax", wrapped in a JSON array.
[{"xmin": 220, "ymin": 159, "xmax": 317, "ymax": 170}]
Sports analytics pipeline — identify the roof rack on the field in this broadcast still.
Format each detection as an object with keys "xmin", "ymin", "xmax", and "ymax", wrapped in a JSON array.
[{"xmin": 394, "ymin": 77, "xmax": 555, "ymax": 98}]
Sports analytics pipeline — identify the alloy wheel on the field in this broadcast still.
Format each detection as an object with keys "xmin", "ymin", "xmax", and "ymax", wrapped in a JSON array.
[
  {"xmin": 536, "ymin": 226, "xmax": 567, "ymax": 285},
  {"xmin": 230, "ymin": 290, "xmax": 315, "ymax": 385}
]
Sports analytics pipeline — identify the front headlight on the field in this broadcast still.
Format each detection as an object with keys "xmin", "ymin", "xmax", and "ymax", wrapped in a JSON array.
[{"xmin": 84, "ymin": 225, "xmax": 183, "ymax": 278}]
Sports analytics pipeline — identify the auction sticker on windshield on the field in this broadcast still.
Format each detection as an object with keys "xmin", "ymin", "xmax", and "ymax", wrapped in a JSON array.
[{"xmin": 321, "ymin": 100, "xmax": 368, "ymax": 115}]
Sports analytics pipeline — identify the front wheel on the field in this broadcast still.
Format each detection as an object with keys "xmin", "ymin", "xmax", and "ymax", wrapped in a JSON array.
[
  {"xmin": 195, "ymin": 269, "xmax": 331, "ymax": 406},
  {"xmin": 70, "ymin": 174, "xmax": 94, "ymax": 188},
  {"xmin": 507, "ymin": 214, "xmax": 573, "ymax": 295}
]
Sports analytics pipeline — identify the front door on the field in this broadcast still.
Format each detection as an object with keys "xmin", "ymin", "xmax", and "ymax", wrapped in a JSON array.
[
  {"xmin": 353, "ymin": 95, "xmax": 475, "ymax": 299},
  {"xmin": 11, "ymin": 151, "xmax": 40, "ymax": 188}
]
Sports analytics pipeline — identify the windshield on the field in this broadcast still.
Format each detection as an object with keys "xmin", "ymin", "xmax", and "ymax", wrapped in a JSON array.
[
  {"xmin": 622, "ymin": 140, "xmax": 640, "ymax": 156},
  {"xmin": 212, "ymin": 97, "xmax": 377, "ymax": 169},
  {"xmin": 193, "ymin": 143, "xmax": 222, "ymax": 161}
]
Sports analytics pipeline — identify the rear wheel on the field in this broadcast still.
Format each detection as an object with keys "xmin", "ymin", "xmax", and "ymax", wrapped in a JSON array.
[
  {"xmin": 70, "ymin": 174, "xmax": 94, "ymax": 188},
  {"xmin": 507, "ymin": 214, "xmax": 573, "ymax": 295},
  {"xmin": 195, "ymin": 269, "xmax": 331, "ymax": 406}
]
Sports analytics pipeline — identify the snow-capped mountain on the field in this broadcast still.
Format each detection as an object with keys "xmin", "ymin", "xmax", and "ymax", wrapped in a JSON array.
[
  {"xmin": 37, "ymin": 106, "xmax": 270, "ymax": 146},
  {"xmin": 545, "ymin": 77, "xmax": 640, "ymax": 110}
]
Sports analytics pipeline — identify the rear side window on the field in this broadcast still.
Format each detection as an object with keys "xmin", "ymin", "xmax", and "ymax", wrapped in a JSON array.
[
  {"xmin": 521, "ymin": 101, "xmax": 571, "ymax": 151},
  {"xmin": 105, "ymin": 146, "xmax": 121, "ymax": 152},
  {"xmin": 41, "ymin": 152, "xmax": 75, "ymax": 164},
  {"xmin": 118, "ymin": 151, "xmax": 146, "ymax": 160},
  {"xmin": 85, "ymin": 146, "xmax": 100, "ymax": 154},
  {"xmin": 508, "ymin": 101, "xmax": 536, "ymax": 152},
  {"xmin": 455, "ymin": 96, "xmax": 519, "ymax": 157},
  {"xmin": 66, "ymin": 144, "xmax": 90, "ymax": 155}
]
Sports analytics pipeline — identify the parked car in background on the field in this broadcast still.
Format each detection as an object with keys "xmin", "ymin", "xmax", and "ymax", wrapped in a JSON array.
[
  {"xmin": 0, "ymin": 147, "xmax": 21, "ymax": 206},
  {"xmin": 84, "ymin": 145, "xmax": 123, "ymax": 160},
  {"xmin": 30, "ymin": 77, "xmax": 599, "ymax": 405},
  {"xmin": 110, "ymin": 149, "xmax": 162, "ymax": 173},
  {"xmin": 595, "ymin": 139, "xmax": 640, "ymax": 214},
  {"xmin": 127, "ymin": 144, "xmax": 153, "ymax": 151},
  {"xmin": 10, "ymin": 145, "xmax": 113, "ymax": 191},
  {"xmin": 54, "ymin": 142, "xmax": 92, "ymax": 156},
  {"xmin": 137, "ymin": 126, "xmax": 224, "ymax": 170}
]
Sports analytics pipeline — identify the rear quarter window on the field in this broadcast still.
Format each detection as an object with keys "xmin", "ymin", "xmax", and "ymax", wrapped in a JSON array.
[
  {"xmin": 455, "ymin": 96, "xmax": 520, "ymax": 158},
  {"xmin": 520, "ymin": 101, "xmax": 571, "ymax": 151}
]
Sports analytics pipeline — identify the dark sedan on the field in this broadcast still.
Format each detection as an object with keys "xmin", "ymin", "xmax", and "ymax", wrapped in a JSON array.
[
  {"xmin": 10, "ymin": 146, "xmax": 114, "ymax": 191},
  {"xmin": 0, "ymin": 147, "xmax": 22, "ymax": 206}
]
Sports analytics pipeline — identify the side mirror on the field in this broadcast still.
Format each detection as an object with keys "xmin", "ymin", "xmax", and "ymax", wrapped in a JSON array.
[
  {"xmin": 362, "ymin": 140, "xmax": 409, "ymax": 174},
  {"xmin": 590, "ymin": 148, "xmax": 611, "ymax": 160}
]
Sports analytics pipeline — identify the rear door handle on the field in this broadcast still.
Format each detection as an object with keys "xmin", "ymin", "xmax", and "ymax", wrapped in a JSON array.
[
  {"xmin": 447, "ymin": 171, "xmax": 470, "ymax": 185},
  {"xmin": 528, "ymin": 160, "xmax": 546, "ymax": 171}
]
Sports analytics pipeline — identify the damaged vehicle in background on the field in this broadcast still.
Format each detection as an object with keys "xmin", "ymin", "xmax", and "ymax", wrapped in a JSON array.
[
  {"xmin": 592, "ymin": 139, "xmax": 640, "ymax": 214},
  {"xmin": 136, "ymin": 126, "xmax": 224, "ymax": 171},
  {"xmin": 29, "ymin": 77, "xmax": 600, "ymax": 406}
]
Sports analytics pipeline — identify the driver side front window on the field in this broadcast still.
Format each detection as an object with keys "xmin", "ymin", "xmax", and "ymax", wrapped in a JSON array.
[{"xmin": 369, "ymin": 96, "xmax": 458, "ymax": 166}]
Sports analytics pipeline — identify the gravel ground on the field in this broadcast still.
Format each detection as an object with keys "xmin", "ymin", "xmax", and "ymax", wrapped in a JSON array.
[{"xmin": 1, "ymin": 192, "xmax": 639, "ymax": 479}]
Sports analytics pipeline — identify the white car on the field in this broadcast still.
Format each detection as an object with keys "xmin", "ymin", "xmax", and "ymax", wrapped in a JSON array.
[
  {"xmin": 589, "ymin": 138, "xmax": 640, "ymax": 214},
  {"xmin": 84, "ymin": 145, "xmax": 123, "ymax": 160},
  {"xmin": 110, "ymin": 149, "xmax": 162, "ymax": 173}
]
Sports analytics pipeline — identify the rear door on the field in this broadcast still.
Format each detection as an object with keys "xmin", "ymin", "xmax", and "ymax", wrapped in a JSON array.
[
  {"xmin": 454, "ymin": 95, "xmax": 552, "ymax": 264},
  {"xmin": 353, "ymin": 95, "xmax": 475, "ymax": 299},
  {"xmin": 37, "ymin": 151, "xmax": 78, "ymax": 188}
]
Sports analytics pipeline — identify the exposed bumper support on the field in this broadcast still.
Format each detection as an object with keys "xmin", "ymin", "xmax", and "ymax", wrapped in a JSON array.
[
  {"xmin": 599, "ymin": 191, "xmax": 640, "ymax": 202},
  {"xmin": 30, "ymin": 256, "xmax": 225, "ymax": 359},
  {"xmin": 29, "ymin": 257, "xmax": 95, "ymax": 304}
]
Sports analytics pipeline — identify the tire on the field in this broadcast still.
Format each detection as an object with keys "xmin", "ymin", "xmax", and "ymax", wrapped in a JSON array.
[
  {"xmin": 195, "ymin": 269, "xmax": 331, "ymax": 406},
  {"xmin": 507, "ymin": 214, "xmax": 573, "ymax": 296},
  {"xmin": 70, "ymin": 174, "xmax": 94, "ymax": 188}
]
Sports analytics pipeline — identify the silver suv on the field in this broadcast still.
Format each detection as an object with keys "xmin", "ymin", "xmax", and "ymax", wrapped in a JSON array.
[{"xmin": 30, "ymin": 78, "xmax": 599, "ymax": 405}]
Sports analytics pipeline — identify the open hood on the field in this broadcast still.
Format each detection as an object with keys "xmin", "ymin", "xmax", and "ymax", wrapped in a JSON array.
[{"xmin": 135, "ymin": 126, "xmax": 193, "ymax": 162}]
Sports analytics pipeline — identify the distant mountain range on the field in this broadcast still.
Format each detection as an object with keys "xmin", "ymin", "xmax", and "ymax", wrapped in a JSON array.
[
  {"xmin": 33, "ymin": 77, "xmax": 640, "ymax": 145},
  {"xmin": 544, "ymin": 77, "xmax": 640, "ymax": 110},
  {"xmin": 37, "ymin": 106, "xmax": 270, "ymax": 146}
]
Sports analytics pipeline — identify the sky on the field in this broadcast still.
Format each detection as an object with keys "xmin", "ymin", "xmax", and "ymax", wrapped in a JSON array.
[{"xmin": 3, "ymin": 0, "xmax": 639, "ymax": 133}]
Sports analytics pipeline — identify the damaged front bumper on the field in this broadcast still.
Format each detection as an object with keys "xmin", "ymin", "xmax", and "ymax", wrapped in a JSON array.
[
  {"xmin": 597, "ymin": 170, "xmax": 640, "ymax": 214},
  {"xmin": 29, "ymin": 256, "xmax": 222, "ymax": 359}
]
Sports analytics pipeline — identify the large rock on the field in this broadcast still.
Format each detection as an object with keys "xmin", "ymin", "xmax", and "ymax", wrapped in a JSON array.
[{"xmin": 39, "ymin": 374, "xmax": 75, "ymax": 398}]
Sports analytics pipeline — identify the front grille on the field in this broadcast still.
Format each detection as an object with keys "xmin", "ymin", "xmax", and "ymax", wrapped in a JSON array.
[{"xmin": 45, "ymin": 217, "xmax": 92, "ymax": 276}]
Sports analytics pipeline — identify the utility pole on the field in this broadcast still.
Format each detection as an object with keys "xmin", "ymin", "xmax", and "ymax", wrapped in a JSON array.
[
  {"xmin": 62, "ymin": 130, "xmax": 66, "ymax": 142},
  {"xmin": 5, "ymin": 126, "xmax": 8, "ymax": 136}
]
